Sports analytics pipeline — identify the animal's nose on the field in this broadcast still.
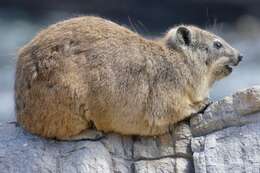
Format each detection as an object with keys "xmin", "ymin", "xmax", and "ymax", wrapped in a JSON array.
[{"xmin": 238, "ymin": 54, "xmax": 243, "ymax": 62}]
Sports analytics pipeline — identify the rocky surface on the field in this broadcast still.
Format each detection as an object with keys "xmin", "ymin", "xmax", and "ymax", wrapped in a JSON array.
[
  {"xmin": 192, "ymin": 123, "xmax": 260, "ymax": 173},
  {"xmin": 190, "ymin": 86, "xmax": 260, "ymax": 137},
  {"xmin": 0, "ymin": 86, "xmax": 260, "ymax": 173},
  {"xmin": 0, "ymin": 121, "xmax": 193, "ymax": 173},
  {"xmin": 191, "ymin": 86, "xmax": 260, "ymax": 173}
]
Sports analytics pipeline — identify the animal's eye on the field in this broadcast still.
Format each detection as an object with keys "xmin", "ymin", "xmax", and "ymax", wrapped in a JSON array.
[{"xmin": 214, "ymin": 41, "xmax": 223, "ymax": 49}]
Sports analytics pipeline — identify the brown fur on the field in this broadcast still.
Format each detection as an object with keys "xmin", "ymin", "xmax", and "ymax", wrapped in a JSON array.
[{"xmin": 15, "ymin": 16, "xmax": 241, "ymax": 139}]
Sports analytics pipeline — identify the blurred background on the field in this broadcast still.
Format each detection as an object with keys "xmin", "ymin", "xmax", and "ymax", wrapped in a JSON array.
[{"xmin": 0, "ymin": 0, "xmax": 260, "ymax": 122}]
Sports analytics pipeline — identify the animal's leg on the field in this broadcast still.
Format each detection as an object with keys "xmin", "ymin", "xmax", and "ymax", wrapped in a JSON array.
[{"xmin": 194, "ymin": 97, "xmax": 212, "ymax": 114}]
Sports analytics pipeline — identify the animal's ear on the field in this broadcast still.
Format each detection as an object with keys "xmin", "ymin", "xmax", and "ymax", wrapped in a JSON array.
[
  {"xmin": 176, "ymin": 27, "xmax": 191, "ymax": 46},
  {"xmin": 167, "ymin": 26, "xmax": 191, "ymax": 48}
]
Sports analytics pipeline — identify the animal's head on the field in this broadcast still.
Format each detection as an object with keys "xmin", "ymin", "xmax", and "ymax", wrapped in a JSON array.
[{"xmin": 164, "ymin": 25, "xmax": 242, "ymax": 85}]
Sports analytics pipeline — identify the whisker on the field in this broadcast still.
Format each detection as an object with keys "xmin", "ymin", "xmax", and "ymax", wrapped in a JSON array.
[
  {"xmin": 137, "ymin": 20, "xmax": 150, "ymax": 35},
  {"xmin": 128, "ymin": 16, "xmax": 138, "ymax": 33}
]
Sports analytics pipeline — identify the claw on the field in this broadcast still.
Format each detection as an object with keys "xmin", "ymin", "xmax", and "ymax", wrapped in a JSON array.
[{"xmin": 197, "ymin": 98, "xmax": 212, "ymax": 114}]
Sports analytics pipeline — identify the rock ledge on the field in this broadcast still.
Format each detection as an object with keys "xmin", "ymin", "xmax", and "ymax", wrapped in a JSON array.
[{"xmin": 1, "ymin": 86, "xmax": 260, "ymax": 173}]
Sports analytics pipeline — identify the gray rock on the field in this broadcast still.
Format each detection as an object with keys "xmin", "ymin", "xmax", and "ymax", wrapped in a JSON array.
[
  {"xmin": 133, "ymin": 134, "xmax": 173, "ymax": 160},
  {"xmin": 0, "ymin": 124, "xmax": 114, "ymax": 173},
  {"xmin": 101, "ymin": 133, "xmax": 133, "ymax": 159},
  {"xmin": 133, "ymin": 122, "xmax": 192, "ymax": 160},
  {"xmin": 191, "ymin": 137, "xmax": 205, "ymax": 153},
  {"xmin": 111, "ymin": 157, "xmax": 133, "ymax": 173},
  {"xmin": 133, "ymin": 158, "xmax": 176, "ymax": 173},
  {"xmin": 233, "ymin": 86, "xmax": 260, "ymax": 115},
  {"xmin": 191, "ymin": 86, "xmax": 260, "ymax": 173},
  {"xmin": 190, "ymin": 86, "xmax": 260, "ymax": 136},
  {"xmin": 0, "ymin": 122, "xmax": 193, "ymax": 173},
  {"xmin": 192, "ymin": 122, "xmax": 260, "ymax": 173},
  {"xmin": 175, "ymin": 158, "xmax": 194, "ymax": 173},
  {"xmin": 1, "ymin": 86, "xmax": 260, "ymax": 173},
  {"xmin": 174, "ymin": 122, "xmax": 192, "ymax": 155}
]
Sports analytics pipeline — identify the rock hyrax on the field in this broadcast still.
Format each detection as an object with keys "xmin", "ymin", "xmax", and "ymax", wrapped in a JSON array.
[{"xmin": 15, "ymin": 16, "xmax": 242, "ymax": 139}]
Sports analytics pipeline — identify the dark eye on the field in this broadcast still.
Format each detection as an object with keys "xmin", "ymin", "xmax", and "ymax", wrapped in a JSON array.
[{"xmin": 214, "ymin": 41, "xmax": 223, "ymax": 49}]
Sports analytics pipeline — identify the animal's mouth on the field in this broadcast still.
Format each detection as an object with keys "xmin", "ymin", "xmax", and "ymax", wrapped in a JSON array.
[
  {"xmin": 225, "ymin": 56, "xmax": 242, "ymax": 72},
  {"xmin": 225, "ymin": 65, "xmax": 233, "ymax": 72}
]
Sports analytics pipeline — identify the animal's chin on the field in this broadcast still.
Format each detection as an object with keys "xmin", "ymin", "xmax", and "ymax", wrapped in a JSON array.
[
  {"xmin": 212, "ymin": 58, "xmax": 242, "ymax": 81},
  {"xmin": 224, "ymin": 65, "xmax": 233, "ymax": 73},
  {"xmin": 217, "ymin": 65, "xmax": 232, "ymax": 79}
]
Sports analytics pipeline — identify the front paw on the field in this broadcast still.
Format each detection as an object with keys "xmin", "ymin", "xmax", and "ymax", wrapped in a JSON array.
[{"xmin": 196, "ymin": 98, "xmax": 212, "ymax": 114}]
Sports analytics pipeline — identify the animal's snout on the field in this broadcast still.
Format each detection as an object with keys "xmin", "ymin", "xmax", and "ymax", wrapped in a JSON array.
[
  {"xmin": 232, "ymin": 54, "xmax": 243, "ymax": 66},
  {"xmin": 237, "ymin": 54, "xmax": 243, "ymax": 62}
]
